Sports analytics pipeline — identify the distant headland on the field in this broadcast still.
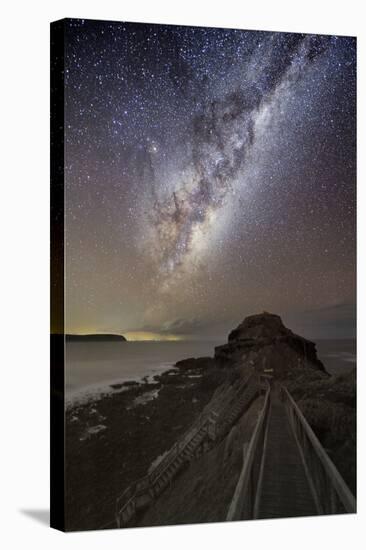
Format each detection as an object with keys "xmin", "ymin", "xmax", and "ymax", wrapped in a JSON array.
[{"xmin": 66, "ymin": 334, "xmax": 127, "ymax": 342}]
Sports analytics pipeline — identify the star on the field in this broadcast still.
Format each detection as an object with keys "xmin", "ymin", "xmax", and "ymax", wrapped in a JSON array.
[{"xmin": 61, "ymin": 18, "xmax": 356, "ymax": 340}]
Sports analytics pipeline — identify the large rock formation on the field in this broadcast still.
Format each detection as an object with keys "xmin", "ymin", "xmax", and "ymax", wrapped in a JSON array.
[{"xmin": 214, "ymin": 312, "xmax": 327, "ymax": 378}]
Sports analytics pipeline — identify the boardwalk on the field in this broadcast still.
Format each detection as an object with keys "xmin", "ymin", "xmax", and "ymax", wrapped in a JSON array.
[
  {"xmin": 255, "ymin": 388, "xmax": 317, "ymax": 519},
  {"xmin": 227, "ymin": 380, "xmax": 356, "ymax": 521},
  {"xmin": 116, "ymin": 374, "xmax": 356, "ymax": 528}
]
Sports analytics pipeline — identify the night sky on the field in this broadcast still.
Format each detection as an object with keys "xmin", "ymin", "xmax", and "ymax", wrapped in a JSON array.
[{"xmin": 64, "ymin": 19, "xmax": 356, "ymax": 341}]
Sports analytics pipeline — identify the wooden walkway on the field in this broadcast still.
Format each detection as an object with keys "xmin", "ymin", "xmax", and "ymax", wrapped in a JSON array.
[
  {"xmin": 118, "ymin": 376, "xmax": 355, "ymax": 527},
  {"xmin": 255, "ymin": 388, "xmax": 317, "ymax": 519},
  {"xmin": 116, "ymin": 374, "xmax": 259, "ymax": 527}
]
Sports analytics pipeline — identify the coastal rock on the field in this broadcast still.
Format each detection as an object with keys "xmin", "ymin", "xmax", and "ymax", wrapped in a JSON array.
[
  {"xmin": 175, "ymin": 357, "xmax": 216, "ymax": 370},
  {"xmin": 214, "ymin": 312, "xmax": 326, "ymax": 378},
  {"xmin": 228, "ymin": 312, "xmax": 288, "ymax": 341}
]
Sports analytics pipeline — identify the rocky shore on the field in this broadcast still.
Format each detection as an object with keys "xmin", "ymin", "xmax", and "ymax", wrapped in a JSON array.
[
  {"xmin": 65, "ymin": 312, "xmax": 356, "ymax": 530},
  {"xmin": 65, "ymin": 359, "xmax": 224, "ymax": 530}
]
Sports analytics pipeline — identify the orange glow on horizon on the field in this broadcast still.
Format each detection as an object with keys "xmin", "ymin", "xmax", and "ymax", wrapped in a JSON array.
[{"xmin": 124, "ymin": 331, "xmax": 185, "ymax": 341}]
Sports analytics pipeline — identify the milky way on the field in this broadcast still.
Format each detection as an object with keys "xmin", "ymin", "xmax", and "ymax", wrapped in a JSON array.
[{"xmin": 64, "ymin": 20, "xmax": 356, "ymax": 339}]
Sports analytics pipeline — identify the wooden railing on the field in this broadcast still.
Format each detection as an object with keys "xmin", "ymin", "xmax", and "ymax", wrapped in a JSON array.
[
  {"xmin": 115, "ymin": 408, "xmax": 216, "ymax": 526},
  {"xmin": 116, "ymin": 371, "xmax": 257, "ymax": 527},
  {"xmin": 226, "ymin": 381, "xmax": 271, "ymax": 521},
  {"xmin": 146, "ymin": 376, "xmax": 252, "ymax": 486},
  {"xmin": 280, "ymin": 386, "xmax": 356, "ymax": 515},
  {"xmin": 148, "ymin": 407, "xmax": 215, "ymax": 485},
  {"xmin": 215, "ymin": 379, "xmax": 261, "ymax": 439},
  {"xmin": 210, "ymin": 373, "xmax": 257, "ymax": 438}
]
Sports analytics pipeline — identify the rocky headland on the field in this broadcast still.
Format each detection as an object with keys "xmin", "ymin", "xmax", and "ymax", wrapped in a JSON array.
[
  {"xmin": 215, "ymin": 312, "xmax": 326, "ymax": 376},
  {"xmin": 65, "ymin": 312, "xmax": 356, "ymax": 530},
  {"xmin": 66, "ymin": 334, "xmax": 127, "ymax": 342}
]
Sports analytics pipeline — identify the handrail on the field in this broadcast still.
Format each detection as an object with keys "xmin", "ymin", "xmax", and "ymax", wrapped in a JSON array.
[
  {"xmin": 226, "ymin": 381, "xmax": 271, "ymax": 521},
  {"xmin": 216, "ymin": 372, "xmax": 267, "ymax": 434},
  {"xmin": 116, "ymin": 403, "xmax": 218, "ymax": 526},
  {"xmin": 150, "ymin": 373, "xmax": 253, "ymax": 481},
  {"xmin": 213, "ymin": 373, "xmax": 256, "ymax": 426},
  {"xmin": 216, "ymin": 378, "xmax": 261, "ymax": 438},
  {"xmin": 148, "ymin": 375, "xmax": 243, "ymax": 478},
  {"xmin": 116, "ymin": 371, "xmax": 256, "ymax": 526},
  {"xmin": 280, "ymin": 385, "xmax": 356, "ymax": 514},
  {"xmin": 148, "ymin": 408, "xmax": 213, "ymax": 484},
  {"xmin": 219, "ymin": 374, "xmax": 252, "ymax": 414}
]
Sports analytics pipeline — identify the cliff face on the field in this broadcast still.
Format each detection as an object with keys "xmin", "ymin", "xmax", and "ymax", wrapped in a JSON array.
[{"xmin": 214, "ymin": 312, "xmax": 327, "ymax": 379}]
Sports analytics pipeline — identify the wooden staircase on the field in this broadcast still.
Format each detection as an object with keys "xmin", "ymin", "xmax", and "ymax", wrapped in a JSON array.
[
  {"xmin": 216, "ymin": 380, "xmax": 260, "ymax": 438},
  {"xmin": 152, "ymin": 426, "xmax": 208, "ymax": 497},
  {"xmin": 116, "ymin": 371, "xmax": 261, "ymax": 527}
]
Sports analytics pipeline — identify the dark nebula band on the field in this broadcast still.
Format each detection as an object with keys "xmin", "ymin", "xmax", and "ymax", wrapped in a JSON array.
[{"xmin": 64, "ymin": 20, "xmax": 356, "ymax": 341}]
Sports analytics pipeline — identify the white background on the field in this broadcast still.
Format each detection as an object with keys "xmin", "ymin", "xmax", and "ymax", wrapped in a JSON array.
[{"xmin": 0, "ymin": 0, "xmax": 364, "ymax": 548}]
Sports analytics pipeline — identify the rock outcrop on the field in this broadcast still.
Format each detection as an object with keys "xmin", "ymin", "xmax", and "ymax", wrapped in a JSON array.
[
  {"xmin": 214, "ymin": 312, "xmax": 327, "ymax": 378},
  {"xmin": 175, "ymin": 357, "xmax": 216, "ymax": 370}
]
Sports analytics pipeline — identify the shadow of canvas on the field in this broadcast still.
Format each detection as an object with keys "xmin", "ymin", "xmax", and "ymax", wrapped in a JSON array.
[{"xmin": 20, "ymin": 509, "xmax": 50, "ymax": 526}]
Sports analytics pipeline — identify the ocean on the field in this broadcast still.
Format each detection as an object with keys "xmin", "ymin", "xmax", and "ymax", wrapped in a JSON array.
[
  {"xmin": 65, "ymin": 339, "xmax": 356, "ymax": 405},
  {"xmin": 65, "ymin": 340, "xmax": 219, "ymax": 404},
  {"xmin": 315, "ymin": 339, "xmax": 356, "ymax": 375}
]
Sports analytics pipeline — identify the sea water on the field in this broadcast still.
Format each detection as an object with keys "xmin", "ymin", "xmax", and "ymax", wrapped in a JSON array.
[
  {"xmin": 65, "ymin": 339, "xmax": 356, "ymax": 405},
  {"xmin": 65, "ymin": 340, "xmax": 219, "ymax": 404}
]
